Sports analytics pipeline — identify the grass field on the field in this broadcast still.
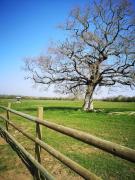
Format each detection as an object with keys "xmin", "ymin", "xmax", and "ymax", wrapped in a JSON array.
[{"xmin": 0, "ymin": 99, "xmax": 135, "ymax": 180}]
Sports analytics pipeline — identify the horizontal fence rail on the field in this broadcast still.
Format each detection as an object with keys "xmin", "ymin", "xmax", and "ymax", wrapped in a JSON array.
[
  {"xmin": 0, "ymin": 126, "xmax": 55, "ymax": 180},
  {"xmin": 0, "ymin": 115, "xmax": 100, "ymax": 180},
  {"xmin": 0, "ymin": 105, "xmax": 135, "ymax": 163},
  {"xmin": 0, "ymin": 105, "xmax": 135, "ymax": 180}
]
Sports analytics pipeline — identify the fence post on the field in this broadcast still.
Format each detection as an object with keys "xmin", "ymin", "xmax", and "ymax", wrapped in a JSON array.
[
  {"xmin": 6, "ymin": 103, "xmax": 11, "ymax": 131},
  {"xmin": 34, "ymin": 106, "xmax": 43, "ymax": 180}
]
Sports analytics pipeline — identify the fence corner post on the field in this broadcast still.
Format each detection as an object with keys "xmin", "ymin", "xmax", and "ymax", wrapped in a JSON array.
[{"xmin": 6, "ymin": 103, "xmax": 11, "ymax": 131}]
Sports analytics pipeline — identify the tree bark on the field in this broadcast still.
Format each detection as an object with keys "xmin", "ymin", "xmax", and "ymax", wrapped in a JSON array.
[{"xmin": 83, "ymin": 85, "xmax": 95, "ymax": 111}]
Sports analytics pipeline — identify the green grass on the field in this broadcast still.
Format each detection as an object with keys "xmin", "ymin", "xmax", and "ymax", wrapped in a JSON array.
[
  {"xmin": 0, "ymin": 99, "xmax": 135, "ymax": 179},
  {"xmin": 0, "ymin": 144, "xmax": 16, "ymax": 172}
]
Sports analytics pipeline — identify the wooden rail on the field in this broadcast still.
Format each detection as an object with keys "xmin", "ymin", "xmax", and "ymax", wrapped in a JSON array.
[
  {"xmin": 0, "ymin": 115, "xmax": 99, "ymax": 180},
  {"xmin": 0, "ymin": 127, "xmax": 55, "ymax": 180},
  {"xmin": 0, "ymin": 104, "xmax": 135, "ymax": 180}
]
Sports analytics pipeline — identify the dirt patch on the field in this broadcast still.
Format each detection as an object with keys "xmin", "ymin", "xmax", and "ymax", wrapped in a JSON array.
[
  {"xmin": 40, "ymin": 151, "xmax": 83, "ymax": 179},
  {"xmin": 66, "ymin": 145, "xmax": 99, "ymax": 155},
  {"xmin": 0, "ymin": 138, "xmax": 7, "ymax": 145},
  {"xmin": 0, "ymin": 170, "xmax": 32, "ymax": 180}
]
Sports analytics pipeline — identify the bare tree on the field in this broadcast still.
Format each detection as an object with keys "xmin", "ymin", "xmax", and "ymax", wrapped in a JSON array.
[{"xmin": 24, "ymin": 0, "xmax": 135, "ymax": 111}]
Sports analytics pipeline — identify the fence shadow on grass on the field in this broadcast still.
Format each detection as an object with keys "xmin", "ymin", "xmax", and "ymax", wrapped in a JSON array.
[
  {"xmin": 14, "ymin": 105, "xmax": 134, "ymax": 115},
  {"xmin": 22, "ymin": 106, "xmax": 81, "ymax": 112}
]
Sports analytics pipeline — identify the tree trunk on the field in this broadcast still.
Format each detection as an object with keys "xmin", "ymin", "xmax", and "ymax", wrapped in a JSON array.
[{"xmin": 83, "ymin": 85, "xmax": 95, "ymax": 111}]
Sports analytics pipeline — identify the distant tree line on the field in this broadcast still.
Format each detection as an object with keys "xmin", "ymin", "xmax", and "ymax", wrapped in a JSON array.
[
  {"xmin": 0, "ymin": 94, "xmax": 135, "ymax": 102},
  {"xmin": 0, "ymin": 95, "xmax": 17, "ymax": 99},
  {"xmin": 0, "ymin": 95, "xmax": 76, "ymax": 101},
  {"xmin": 102, "ymin": 95, "xmax": 135, "ymax": 102}
]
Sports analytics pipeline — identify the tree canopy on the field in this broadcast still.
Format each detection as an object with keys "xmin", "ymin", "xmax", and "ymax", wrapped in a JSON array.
[{"xmin": 24, "ymin": 0, "xmax": 135, "ymax": 111}]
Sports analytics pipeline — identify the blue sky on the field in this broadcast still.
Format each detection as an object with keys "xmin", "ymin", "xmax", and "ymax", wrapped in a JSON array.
[{"xmin": 0, "ymin": 0, "xmax": 135, "ymax": 97}]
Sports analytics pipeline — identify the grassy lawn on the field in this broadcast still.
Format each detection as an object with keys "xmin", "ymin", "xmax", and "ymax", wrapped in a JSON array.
[{"xmin": 0, "ymin": 99, "xmax": 135, "ymax": 179}]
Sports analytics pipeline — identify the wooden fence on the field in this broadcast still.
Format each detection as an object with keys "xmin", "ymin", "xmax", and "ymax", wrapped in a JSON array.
[{"xmin": 0, "ymin": 104, "xmax": 135, "ymax": 180}]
